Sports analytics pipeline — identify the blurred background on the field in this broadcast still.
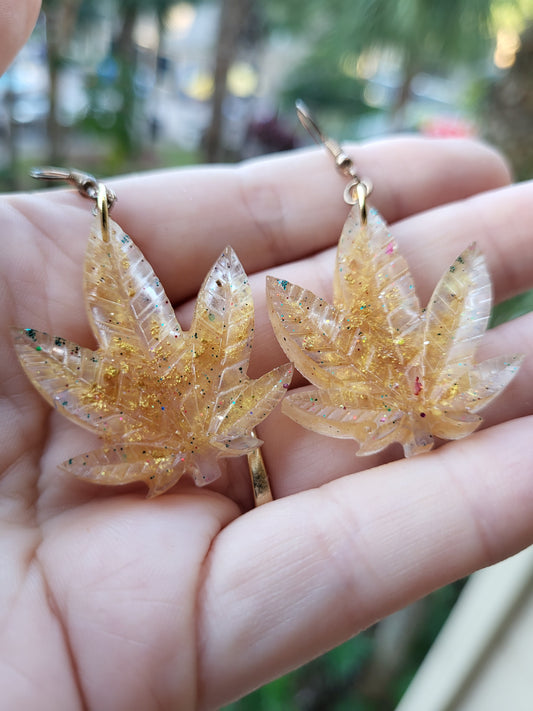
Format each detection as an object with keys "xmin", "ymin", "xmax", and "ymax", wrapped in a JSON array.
[
  {"xmin": 1, "ymin": 1, "xmax": 533, "ymax": 708},
  {"xmin": 2, "ymin": 0, "xmax": 533, "ymax": 190}
]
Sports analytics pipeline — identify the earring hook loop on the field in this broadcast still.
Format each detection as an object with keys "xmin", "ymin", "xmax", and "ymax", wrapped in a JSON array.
[{"xmin": 30, "ymin": 167, "xmax": 116, "ymax": 241}]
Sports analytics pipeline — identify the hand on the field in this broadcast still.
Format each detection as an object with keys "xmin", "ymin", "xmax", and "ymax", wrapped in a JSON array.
[{"xmin": 2, "ymin": 135, "xmax": 533, "ymax": 710}]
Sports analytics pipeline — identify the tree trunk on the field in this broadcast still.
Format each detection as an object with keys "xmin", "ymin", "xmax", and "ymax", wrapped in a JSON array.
[
  {"xmin": 116, "ymin": 5, "xmax": 138, "ymax": 61},
  {"xmin": 114, "ymin": 4, "xmax": 140, "ymax": 160},
  {"xmin": 46, "ymin": 43, "xmax": 62, "ymax": 164},
  {"xmin": 390, "ymin": 57, "xmax": 418, "ymax": 132},
  {"xmin": 484, "ymin": 22, "xmax": 533, "ymax": 181},
  {"xmin": 44, "ymin": 0, "xmax": 81, "ymax": 164},
  {"xmin": 5, "ymin": 88, "xmax": 19, "ymax": 190},
  {"xmin": 203, "ymin": 0, "xmax": 251, "ymax": 163}
]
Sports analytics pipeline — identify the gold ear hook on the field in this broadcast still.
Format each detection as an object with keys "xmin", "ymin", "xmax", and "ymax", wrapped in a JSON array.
[
  {"xmin": 30, "ymin": 167, "xmax": 117, "ymax": 212},
  {"xmin": 295, "ymin": 101, "xmax": 372, "ymax": 222},
  {"xmin": 31, "ymin": 167, "xmax": 116, "ymax": 242},
  {"xmin": 295, "ymin": 99, "xmax": 356, "ymax": 178}
]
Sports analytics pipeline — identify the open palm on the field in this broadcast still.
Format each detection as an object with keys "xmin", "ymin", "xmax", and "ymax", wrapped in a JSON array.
[{"xmin": 2, "ymin": 139, "xmax": 533, "ymax": 710}]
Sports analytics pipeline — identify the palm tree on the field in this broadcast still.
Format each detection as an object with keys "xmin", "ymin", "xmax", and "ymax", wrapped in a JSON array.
[{"xmin": 274, "ymin": 0, "xmax": 515, "ymax": 127}]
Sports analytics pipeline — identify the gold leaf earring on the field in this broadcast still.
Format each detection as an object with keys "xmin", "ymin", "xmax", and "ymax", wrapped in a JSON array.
[
  {"xmin": 13, "ymin": 169, "xmax": 292, "ymax": 502},
  {"xmin": 266, "ymin": 102, "xmax": 522, "ymax": 457}
]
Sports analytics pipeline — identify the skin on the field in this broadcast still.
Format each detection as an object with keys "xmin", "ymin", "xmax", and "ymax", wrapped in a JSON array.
[
  {"xmin": 0, "ymin": 0, "xmax": 41, "ymax": 74},
  {"xmin": 2, "ymin": 3, "xmax": 533, "ymax": 709}
]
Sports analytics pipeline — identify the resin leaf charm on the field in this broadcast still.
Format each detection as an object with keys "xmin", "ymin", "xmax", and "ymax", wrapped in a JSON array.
[
  {"xmin": 267, "ymin": 205, "xmax": 522, "ymax": 457},
  {"xmin": 14, "ymin": 215, "xmax": 292, "ymax": 495}
]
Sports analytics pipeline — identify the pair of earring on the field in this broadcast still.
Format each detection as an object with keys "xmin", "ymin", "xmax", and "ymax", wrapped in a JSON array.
[{"xmin": 12, "ymin": 104, "xmax": 522, "ymax": 505}]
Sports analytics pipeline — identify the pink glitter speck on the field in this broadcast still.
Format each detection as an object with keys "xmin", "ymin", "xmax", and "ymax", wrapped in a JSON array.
[{"xmin": 386, "ymin": 242, "xmax": 394, "ymax": 255}]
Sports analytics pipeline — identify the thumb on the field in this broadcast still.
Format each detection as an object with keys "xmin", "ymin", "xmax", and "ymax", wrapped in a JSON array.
[{"xmin": 0, "ymin": 0, "xmax": 42, "ymax": 75}]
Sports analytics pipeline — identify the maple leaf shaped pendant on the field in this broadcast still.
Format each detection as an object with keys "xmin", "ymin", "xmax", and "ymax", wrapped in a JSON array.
[
  {"xmin": 13, "ymin": 215, "xmax": 292, "ymax": 495},
  {"xmin": 267, "ymin": 205, "xmax": 522, "ymax": 457}
]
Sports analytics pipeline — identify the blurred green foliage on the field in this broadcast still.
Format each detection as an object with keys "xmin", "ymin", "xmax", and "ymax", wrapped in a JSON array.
[
  {"xmin": 491, "ymin": 290, "xmax": 533, "ymax": 326},
  {"xmin": 272, "ymin": 0, "xmax": 502, "ymax": 126},
  {"xmin": 3, "ymin": 0, "xmax": 533, "ymax": 181}
]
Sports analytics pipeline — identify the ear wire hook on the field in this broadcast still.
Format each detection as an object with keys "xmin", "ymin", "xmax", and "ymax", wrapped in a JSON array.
[
  {"xmin": 295, "ymin": 100, "xmax": 373, "ymax": 221},
  {"xmin": 30, "ymin": 167, "xmax": 116, "ymax": 241},
  {"xmin": 296, "ymin": 99, "xmax": 357, "ymax": 179}
]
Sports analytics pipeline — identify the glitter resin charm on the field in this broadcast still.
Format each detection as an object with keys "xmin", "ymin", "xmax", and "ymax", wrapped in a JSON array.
[
  {"xmin": 14, "ymin": 211, "xmax": 292, "ymax": 495},
  {"xmin": 267, "ymin": 205, "xmax": 522, "ymax": 456}
]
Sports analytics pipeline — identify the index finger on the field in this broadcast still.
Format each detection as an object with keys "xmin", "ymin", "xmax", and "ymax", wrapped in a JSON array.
[
  {"xmin": 3, "ymin": 137, "xmax": 510, "ymax": 329},
  {"xmin": 108, "ymin": 137, "xmax": 509, "ymax": 301},
  {"xmin": 13, "ymin": 137, "xmax": 502, "ymax": 302},
  {"xmin": 198, "ymin": 417, "xmax": 533, "ymax": 708}
]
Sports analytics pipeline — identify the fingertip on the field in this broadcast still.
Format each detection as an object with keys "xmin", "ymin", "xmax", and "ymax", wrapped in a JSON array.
[
  {"xmin": 353, "ymin": 135, "xmax": 512, "ymax": 221},
  {"xmin": 471, "ymin": 138, "xmax": 513, "ymax": 188},
  {"xmin": 0, "ymin": 0, "xmax": 42, "ymax": 75}
]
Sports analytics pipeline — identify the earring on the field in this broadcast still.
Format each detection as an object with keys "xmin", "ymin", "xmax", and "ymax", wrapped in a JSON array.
[
  {"xmin": 13, "ymin": 169, "xmax": 292, "ymax": 501},
  {"xmin": 266, "ymin": 102, "xmax": 522, "ymax": 457}
]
